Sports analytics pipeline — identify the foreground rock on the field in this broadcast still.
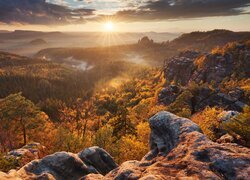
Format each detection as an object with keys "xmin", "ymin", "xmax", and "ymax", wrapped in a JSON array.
[
  {"xmin": 1, "ymin": 147, "xmax": 117, "ymax": 180},
  {"xmin": 101, "ymin": 112, "xmax": 249, "ymax": 179}
]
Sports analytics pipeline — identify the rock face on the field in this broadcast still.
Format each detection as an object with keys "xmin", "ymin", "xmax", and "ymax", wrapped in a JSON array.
[
  {"xmin": 158, "ymin": 85, "xmax": 181, "ymax": 105},
  {"xmin": 1, "ymin": 112, "xmax": 250, "ymax": 179},
  {"xmin": 159, "ymin": 85, "xmax": 247, "ymax": 112},
  {"xmin": 161, "ymin": 42, "xmax": 250, "ymax": 112},
  {"xmin": 1, "ymin": 147, "xmax": 117, "ymax": 180},
  {"xmin": 164, "ymin": 51, "xmax": 199, "ymax": 85},
  {"xmin": 191, "ymin": 87, "xmax": 247, "ymax": 112},
  {"xmin": 164, "ymin": 43, "xmax": 250, "ymax": 86}
]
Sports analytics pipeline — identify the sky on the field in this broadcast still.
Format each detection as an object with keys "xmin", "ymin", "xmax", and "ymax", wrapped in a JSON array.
[{"xmin": 0, "ymin": 0, "xmax": 250, "ymax": 32}]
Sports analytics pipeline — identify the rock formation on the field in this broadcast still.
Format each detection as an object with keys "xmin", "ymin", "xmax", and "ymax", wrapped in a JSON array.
[
  {"xmin": 161, "ymin": 42, "xmax": 250, "ymax": 112},
  {"xmin": 0, "ymin": 147, "xmax": 117, "ymax": 180},
  {"xmin": 2, "ymin": 111, "xmax": 249, "ymax": 179},
  {"xmin": 164, "ymin": 42, "xmax": 250, "ymax": 86},
  {"xmin": 6, "ymin": 143, "xmax": 46, "ymax": 167},
  {"xmin": 138, "ymin": 36, "xmax": 154, "ymax": 46}
]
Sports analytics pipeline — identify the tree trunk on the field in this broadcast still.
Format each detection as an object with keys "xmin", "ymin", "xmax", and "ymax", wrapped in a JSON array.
[
  {"xmin": 21, "ymin": 117, "xmax": 27, "ymax": 145},
  {"xmin": 23, "ymin": 125, "xmax": 27, "ymax": 145}
]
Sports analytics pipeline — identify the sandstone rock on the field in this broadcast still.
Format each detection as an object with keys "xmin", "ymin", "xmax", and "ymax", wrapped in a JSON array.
[
  {"xmin": 228, "ymin": 88, "xmax": 244, "ymax": 101},
  {"xmin": 2, "ymin": 147, "xmax": 117, "ymax": 180},
  {"xmin": 159, "ymin": 85, "xmax": 246, "ymax": 111},
  {"xmin": 144, "ymin": 112, "xmax": 202, "ymax": 160},
  {"xmin": 164, "ymin": 42, "xmax": 250, "ymax": 87},
  {"xmin": 158, "ymin": 85, "xmax": 181, "ymax": 105},
  {"xmin": 103, "ymin": 112, "xmax": 250, "ymax": 179},
  {"xmin": 6, "ymin": 142, "xmax": 46, "ymax": 167},
  {"xmin": 164, "ymin": 55, "xmax": 196, "ymax": 85},
  {"xmin": 216, "ymin": 134, "xmax": 235, "ymax": 143},
  {"xmin": 219, "ymin": 111, "xmax": 239, "ymax": 122},
  {"xmin": 78, "ymin": 146, "xmax": 118, "ymax": 175},
  {"xmin": 81, "ymin": 174, "xmax": 104, "ymax": 180}
]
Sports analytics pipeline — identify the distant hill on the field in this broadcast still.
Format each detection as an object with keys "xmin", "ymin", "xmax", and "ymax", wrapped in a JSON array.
[
  {"xmin": 29, "ymin": 39, "xmax": 47, "ymax": 45},
  {"xmin": 0, "ymin": 51, "xmax": 39, "ymax": 68},
  {"xmin": 35, "ymin": 29, "xmax": 250, "ymax": 66},
  {"xmin": 0, "ymin": 30, "xmax": 10, "ymax": 33},
  {"xmin": 170, "ymin": 29, "xmax": 250, "ymax": 52},
  {"xmin": 0, "ymin": 30, "xmax": 64, "ymax": 39}
]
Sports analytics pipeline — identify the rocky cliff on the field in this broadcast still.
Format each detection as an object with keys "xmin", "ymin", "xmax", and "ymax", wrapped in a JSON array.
[
  {"xmin": 1, "ymin": 111, "xmax": 249, "ymax": 179},
  {"xmin": 160, "ymin": 41, "xmax": 250, "ymax": 112},
  {"xmin": 164, "ymin": 42, "xmax": 250, "ymax": 86}
]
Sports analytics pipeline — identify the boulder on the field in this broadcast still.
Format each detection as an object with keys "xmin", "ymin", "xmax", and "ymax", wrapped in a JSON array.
[
  {"xmin": 78, "ymin": 146, "xmax": 118, "ymax": 175},
  {"xmin": 219, "ymin": 111, "xmax": 239, "ymax": 122},
  {"xmin": 6, "ymin": 142, "xmax": 46, "ymax": 167},
  {"xmin": 2, "ymin": 147, "xmax": 117, "ymax": 180},
  {"xmin": 216, "ymin": 134, "xmax": 235, "ymax": 144}
]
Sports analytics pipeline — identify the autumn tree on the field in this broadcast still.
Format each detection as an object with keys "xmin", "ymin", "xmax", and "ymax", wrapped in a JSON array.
[
  {"xmin": 109, "ymin": 107, "xmax": 135, "ymax": 138},
  {"xmin": 92, "ymin": 125, "xmax": 115, "ymax": 152},
  {"xmin": 0, "ymin": 93, "xmax": 47, "ymax": 148}
]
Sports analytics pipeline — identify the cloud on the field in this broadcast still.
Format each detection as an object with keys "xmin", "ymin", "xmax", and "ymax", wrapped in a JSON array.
[
  {"xmin": 0, "ymin": 0, "xmax": 249, "ymax": 25},
  {"xmin": 0, "ymin": 0, "xmax": 95, "ymax": 25},
  {"xmin": 114, "ymin": 0, "xmax": 250, "ymax": 21}
]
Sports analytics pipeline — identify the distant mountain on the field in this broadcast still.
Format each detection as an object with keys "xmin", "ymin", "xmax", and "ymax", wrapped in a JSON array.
[
  {"xmin": 29, "ymin": 38, "xmax": 47, "ymax": 45},
  {"xmin": 170, "ymin": 29, "xmax": 250, "ymax": 52},
  {"xmin": 0, "ymin": 30, "xmax": 10, "ymax": 33},
  {"xmin": 0, "ymin": 51, "xmax": 37, "ymax": 68},
  {"xmin": 0, "ymin": 30, "xmax": 64, "ymax": 39}
]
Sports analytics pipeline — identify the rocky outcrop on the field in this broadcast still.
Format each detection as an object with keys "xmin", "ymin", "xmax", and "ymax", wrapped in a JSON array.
[
  {"xmin": 5, "ymin": 143, "xmax": 46, "ymax": 168},
  {"xmin": 101, "ymin": 112, "xmax": 250, "ymax": 179},
  {"xmin": 164, "ymin": 42, "xmax": 250, "ymax": 86},
  {"xmin": 1, "ymin": 112, "xmax": 249, "ymax": 179},
  {"xmin": 164, "ymin": 51, "xmax": 199, "ymax": 85},
  {"xmin": 158, "ymin": 85, "xmax": 181, "ymax": 105},
  {"xmin": 159, "ymin": 85, "xmax": 247, "ymax": 112},
  {"xmin": 138, "ymin": 36, "xmax": 154, "ymax": 46},
  {"xmin": 1, "ymin": 147, "xmax": 117, "ymax": 180},
  {"xmin": 191, "ymin": 87, "xmax": 247, "ymax": 112}
]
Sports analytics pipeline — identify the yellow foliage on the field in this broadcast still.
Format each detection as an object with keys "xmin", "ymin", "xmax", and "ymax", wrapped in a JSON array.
[
  {"xmin": 118, "ymin": 135, "xmax": 148, "ymax": 164},
  {"xmin": 191, "ymin": 107, "xmax": 224, "ymax": 141}
]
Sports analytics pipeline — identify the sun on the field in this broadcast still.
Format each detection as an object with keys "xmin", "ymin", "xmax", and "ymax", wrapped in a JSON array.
[{"xmin": 104, "ymin": 21, "xmax": 114, "ymax": 32}]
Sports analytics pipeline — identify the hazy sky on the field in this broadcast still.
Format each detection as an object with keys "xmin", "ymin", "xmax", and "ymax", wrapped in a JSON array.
[{"xmin": 0, "ymin": 0, "xmax": 250, "ymax": 32}]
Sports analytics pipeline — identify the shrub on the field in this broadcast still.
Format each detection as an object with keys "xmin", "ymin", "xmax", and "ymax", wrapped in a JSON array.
[
  {"xmin": 191, "ymin": 107, "xmax": 224, "ymax": 141},
  {"xmin": 222, "ymin": 106, "xmax": 250, "ymax": 146},
  {"xmin": 0, "ymin": 155, "xmax": 19, "ymax": 172}
]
